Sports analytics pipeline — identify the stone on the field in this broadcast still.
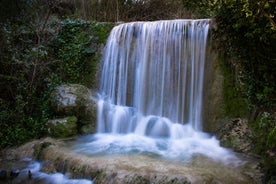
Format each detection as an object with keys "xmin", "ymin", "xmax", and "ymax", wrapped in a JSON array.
[
  {"xmin": 50, "ymin": 84, "xmax": 97, "ymax": 134},
  {"xmin": 0, "ymin": 170, "xmax": 7, "ymax": 180},
  {"xmin": 28, "ymin": 170, "xmax": 32, "ymax": 179},
  {"xmin": 215, "ymin": 118, "xmax": 254, "ymax": 153},
  {"xmin": 0, "ymin": 138, "xmax": 262, "ymax": 184},
  {"xmin": 80, "ymin": 124, "xmax": 96, "ymax": 135},
  {"xmin": 40, "ymin": 161, "xmax": 57, "ymax": 174},
  {"xmin": 47, "ymin": 116, "xmax": 78, "ymax": 138},
  {"xmin": 10, "ymin": 169, "xmax": 20, "ymax": 178}
]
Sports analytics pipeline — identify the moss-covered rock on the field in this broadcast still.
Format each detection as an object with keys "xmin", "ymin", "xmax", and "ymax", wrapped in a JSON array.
[
  {"xmin": 50, "ymin": 84, "xmax": 97, "ymax": 134},
  {"xmin": 46, "ymin": 116, "xmax": 78, "ymax": 138}
]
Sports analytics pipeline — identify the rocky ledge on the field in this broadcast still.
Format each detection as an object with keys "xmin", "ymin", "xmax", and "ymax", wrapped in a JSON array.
[{"xmin": 0, "ymin": 138, "xmax": 263, "ymax": 184}]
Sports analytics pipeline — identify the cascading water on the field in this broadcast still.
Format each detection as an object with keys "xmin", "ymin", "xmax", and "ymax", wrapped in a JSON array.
[
  {"xmin": 74, "ymin": 20, "xmax": 238, "ymax": 164},
  {"xmin": 98, "ymin": 19, "xmax": 208, "ymax": 133}
]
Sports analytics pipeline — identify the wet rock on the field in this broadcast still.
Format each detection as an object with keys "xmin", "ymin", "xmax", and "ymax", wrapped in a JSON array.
[
  {"xmin": 1, "ymin": 137, "xmax": 262, "ymax": 184},
  {"xmin": 215, "ymin": 118, "xmax": 254, "ymax": 153},
  {"xmin": 0, "ymin": 170, "xmax": 7, "ymax": 180},
  {"xmin": 10, "ymin": 169, "xmax": 20, "ymax": 178},
  {"xmin": 28, "ymin": 170, "xmax": 32, "ymax": 179},
  {"xmin": 32, "ymin": 139, "xmax": 56, "ymax": 160},
  {"xmin": 40, "ymin": 161, "xmax": 57, "ymax": 174},
  {"xmin": 50, "ymin": 84, "xmax": 97, "ymax": 134},
  {"xmin": 47, "ymin": 116, "xmax": 78, "ymax": 138}
]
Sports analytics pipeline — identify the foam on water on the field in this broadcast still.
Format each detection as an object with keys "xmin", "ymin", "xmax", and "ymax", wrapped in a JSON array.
[
  {"xmin": 10, "ymin": 159, "xmax": 93, "ymax": 184},
  {"xmin": 73, "ymin": 127, "xmax": 240, "ymax": 166},
  {"xmin": 73, "ymin": 19, "xmax": 241, "ymax": 166}
]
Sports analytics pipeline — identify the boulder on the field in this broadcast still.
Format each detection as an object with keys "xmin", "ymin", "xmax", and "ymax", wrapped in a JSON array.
[
  {"xmin": 215, "ymin": 118, "xmax": 254, "ymax": 153},
  {"xmin": 50, "ymin": 84, "xmax": 97, "ymax": 134},
  {"xmin": 46, "ymin": 116, "xmax": 78, "ymax": 138}
]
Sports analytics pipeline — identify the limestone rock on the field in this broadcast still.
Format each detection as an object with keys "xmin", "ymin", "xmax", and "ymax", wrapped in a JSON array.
[
  {"xmin": 47, "ymin": 116, "xmax": 78, "ymax": 138},
  {"xmin": 0, "ymin": 138, "xmax": 262, "ymax": 184},
  {"xmin": 50, "ymin": 84, "xmax": 97, "ymax": 134},
  {"xmin": 215, "ymin": 118, "xmax": 254, "ymax": 153},
  {"xmin": 40, "ymin": 161, "xmax": 57, "ymax": 174}
]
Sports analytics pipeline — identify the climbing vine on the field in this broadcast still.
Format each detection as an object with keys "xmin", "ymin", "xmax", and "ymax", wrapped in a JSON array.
[{"xmin": 0, "ymin": 0, "xmax": 114, "ymax": 148}]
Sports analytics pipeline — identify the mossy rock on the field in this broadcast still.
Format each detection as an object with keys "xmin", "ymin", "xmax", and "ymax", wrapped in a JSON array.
[
  {"xmin": 50, "ymin": 84, "xmax": 97, "ymax": 134},
  {"xmin": 47, "ymin": 116, "xmax": 78, "ymax": 138}
]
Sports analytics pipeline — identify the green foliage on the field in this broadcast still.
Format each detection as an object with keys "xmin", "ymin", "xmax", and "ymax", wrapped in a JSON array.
[
  {"xmin": 51, "ymin": 19, "xmax": 113, "ymax": 85},
  {"xmin": 52, "ymin": 19, "xmax": 93, "ymax": 83},
  {"xmin": 255, "ymin": 112, "xmax": 276, "ymax": 151},
  {"xmin": 252, "ymin": 112, "xmax": 276, "ymax": 183},
  {"xmin": 267, "ymin": 127, "xmax": 276, "ymax": 149},
  {"xmin": 214, "ymin": 0, "xmax": 276, "ymax": 110},
  {"xmin": 0, "ymin": 0, "xmax": 113, "ymax": 148},
  {"xmin": 212, "ymin": 2, "xmax": 275, "ymax": 181},
  {"xmin": 181, "ymin": 0, "xmax": 216, "ymax": 18},
  {"xmin": 220, "ymin": 57, "xmax": 249, "ymax": 117},
  {"xmin": 0, "ymin": 95, "xmax": 46, "ymax": 148}
]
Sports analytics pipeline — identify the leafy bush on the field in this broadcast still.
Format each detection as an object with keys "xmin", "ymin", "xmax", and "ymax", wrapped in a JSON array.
[
  {"xmin": 252, "ymin": 112, "xmax": 276, "ymax": 183},
  {"xmin": 0, "ymin": 0, "xmax": 113, "ymax": 148},
  {"xmin": 214, "ymin": 0, "xmax": 276, "ymax": 110},
  {"xmin": 50, "ymin": 19, "xmax": 113, "ymax": 86}
]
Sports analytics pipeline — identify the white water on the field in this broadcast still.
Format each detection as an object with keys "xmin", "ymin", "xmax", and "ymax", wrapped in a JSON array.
[
  {"xmin": 74, "ymin": 20, "xmax": 240, "ymax": 164},
  {"xmin": 9, "ymin": 158, "xmax": 93, "ymax": 184}
]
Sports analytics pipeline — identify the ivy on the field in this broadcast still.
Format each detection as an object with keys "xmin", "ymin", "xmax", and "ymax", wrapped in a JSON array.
[
  {"xmin": 214, "ymin": 0, "xmax": 276, "ymax": 110},
  {"xmin": 51, "ymin": 19, "xmax": 113, "ymax": 85},
  {"xmin": 0, "ymin": 12, "xmax": 114, "ymax": 148}
]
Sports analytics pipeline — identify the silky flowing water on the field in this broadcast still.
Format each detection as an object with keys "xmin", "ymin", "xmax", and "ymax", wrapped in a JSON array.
[
  {"xmin": 65, "ymin": 20, "xmax": 263, "ymax": 183},
  {"xmin": 72, "ymin": 19, "xmax": 241, "ymax": 164},
  {"xmin": 0, "ymin": 20, "xmax": 260, "ymax": 184},
  {"xmin": 0, "ymin": 158, "xmax": 92, "ymax": 184}
]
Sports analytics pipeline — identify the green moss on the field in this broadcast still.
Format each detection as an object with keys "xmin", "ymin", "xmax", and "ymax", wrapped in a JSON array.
[
  {"xmin": 250, "ymin": 112, "xmax": 276, "ymax": 183},
  {"xmin": 34, "ymin": 141, "xmax": 53, "ymax": 160},
  {"xmin": 219, "ymin": 55, "xmax": 249, "ymax": 118},
  {"xmin": 94, "ymin": 170, "xmax": 107, "ymax": 184},
  {"xmin": 267, "ymin": 127, "xmax": 276, "ymax": 149},
  {"xmin": 131, "ymin": 175, "xmax": 150, "ymax": 184},
  {"xmin": 252, "ymin": 112, "xmax": 275, "ymax": 152},
  {"xmin": 220, "ymin": 137, "xmax": 237, "ymax": 149},
  {"xmin": 50, "ymin": 20, "xmax": 114, "ymax": 88},
  {"xmin": 50, "ymin": 116, "xmax": 78, "ymax": 138},
  {"xmin": 82, "ymin": 22, "xmax": 114, "ymax": 87}
]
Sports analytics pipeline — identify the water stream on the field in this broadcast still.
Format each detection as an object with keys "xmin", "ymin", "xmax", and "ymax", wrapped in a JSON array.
[
  {"xmin": 73, "ymin": 19, "xmax": 239, "ymax": 164},
  {"xmin": 0, "ymin": 20, "xmax": 260, "ymax": 184}
]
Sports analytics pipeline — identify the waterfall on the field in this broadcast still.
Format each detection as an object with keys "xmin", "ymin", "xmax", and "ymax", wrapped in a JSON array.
[
  {"xmin": 73, "ymin": 20, "xmax": 238, "ymax": 164},
  {"xmin": 98, "ymin": 19, "xmax": 209, "ymax": 136}
]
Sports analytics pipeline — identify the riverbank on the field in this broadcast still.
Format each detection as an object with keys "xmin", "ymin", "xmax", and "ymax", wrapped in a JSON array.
[{"xmin": 0, "ymin": 137, "xmax": 263, "ymax": 184}]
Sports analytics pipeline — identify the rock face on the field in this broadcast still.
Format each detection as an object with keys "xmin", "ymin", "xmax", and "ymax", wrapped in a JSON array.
[
  {"xmin": 215, "ymin": 118, "xmax": 254, "ymax": 153},
  {"xmin": 202, "ymin": 48, "xmax": 225, "ymax": 133},
  {"xmin": 46, "ymin": 116, "xmax": 78, "ymax": 138},
  {"xmin": 50, "ymin": 84, "xmax": 97, "ymax": 135}
]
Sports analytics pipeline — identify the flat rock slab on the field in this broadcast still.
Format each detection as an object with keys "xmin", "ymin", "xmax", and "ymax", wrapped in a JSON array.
[{"xmin": 1, "ymin": 138, "xmax": 262, "ymax": 184}]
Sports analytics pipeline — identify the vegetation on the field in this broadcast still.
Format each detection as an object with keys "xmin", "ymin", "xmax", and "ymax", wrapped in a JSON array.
[
  {"xmin": 0, "ymin": 0, "xmax": 275, "ymax": 182},
  {"xmin": 212, "ymin": 0, "xmax": 276, "ymax": 182},
  {"xmin": 214, "ymin": 0, "xmax": 275, "ymax": 110},
  {"xmin": 0, "ymin": 0, "xmax": 113, "ymax": 148}
]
